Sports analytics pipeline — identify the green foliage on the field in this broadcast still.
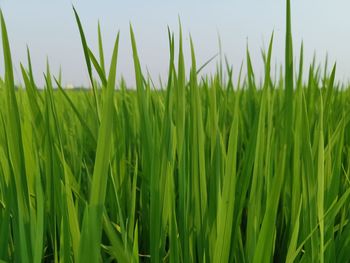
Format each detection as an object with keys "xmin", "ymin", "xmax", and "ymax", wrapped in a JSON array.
[{"xmin": 1, "ymin": 1, "xmax": 350, "ymax": 262}]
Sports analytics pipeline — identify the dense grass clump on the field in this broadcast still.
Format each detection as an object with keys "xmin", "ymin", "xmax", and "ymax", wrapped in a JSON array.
[{"xmin": 1, "ymin": 1, "xmax": 350, "ymax": 262}]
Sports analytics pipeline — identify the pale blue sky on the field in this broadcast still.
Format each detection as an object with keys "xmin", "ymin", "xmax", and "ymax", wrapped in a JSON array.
[{"xmin": 0, "ymin": 1, "xmax": 349, "ymax": 86}]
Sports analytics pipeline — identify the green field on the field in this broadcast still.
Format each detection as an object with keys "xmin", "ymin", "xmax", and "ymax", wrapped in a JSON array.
[{"xmin": 1, "ymin": 1, "xmax": 350, "ymax": 262}]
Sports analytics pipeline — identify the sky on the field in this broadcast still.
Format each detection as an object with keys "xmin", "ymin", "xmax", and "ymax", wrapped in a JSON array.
[{"xmin": 0, "ymin": 0, "xmax": 349, "ymax": 87}]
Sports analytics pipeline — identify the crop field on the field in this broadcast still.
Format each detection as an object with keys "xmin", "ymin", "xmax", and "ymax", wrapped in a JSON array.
[{"xmin": 1, "ymin": 1, "xmax": 350, "ymax": 262}]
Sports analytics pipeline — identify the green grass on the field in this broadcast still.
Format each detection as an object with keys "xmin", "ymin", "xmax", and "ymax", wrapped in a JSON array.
[{"xmin": 1, "ymin": 0, "xmax": 350, "ymax": 262}]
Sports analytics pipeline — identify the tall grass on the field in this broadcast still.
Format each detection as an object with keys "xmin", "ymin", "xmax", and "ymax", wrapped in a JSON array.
[{"xmin": 1, "ymin": 0, "xmax": 350, "ymax": 262}]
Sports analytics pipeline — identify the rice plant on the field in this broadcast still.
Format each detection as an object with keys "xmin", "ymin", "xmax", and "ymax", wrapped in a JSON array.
[{"xmin": 1, "ymin": 0, "xmax": 350, "ymax": 262}]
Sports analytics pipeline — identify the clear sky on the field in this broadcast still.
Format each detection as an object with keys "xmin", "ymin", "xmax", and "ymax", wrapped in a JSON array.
[{"xmin": 0, "ymin": 0, "xmax": 349, "ymax": 87}]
